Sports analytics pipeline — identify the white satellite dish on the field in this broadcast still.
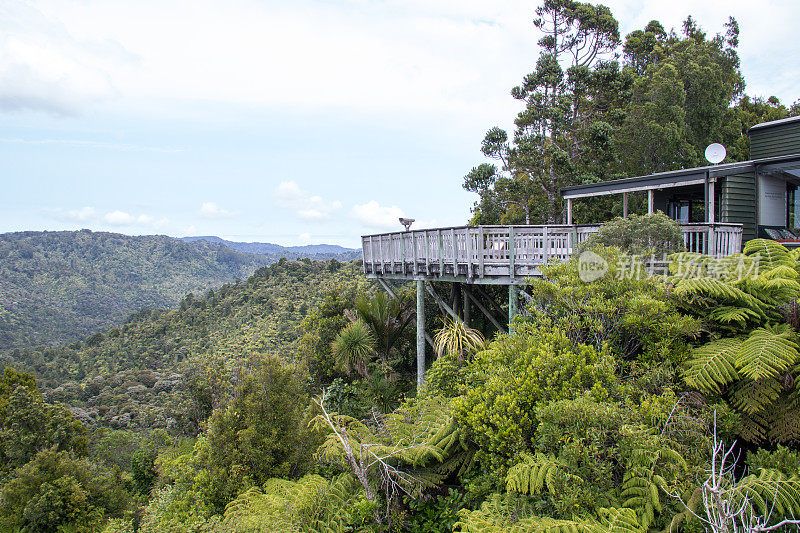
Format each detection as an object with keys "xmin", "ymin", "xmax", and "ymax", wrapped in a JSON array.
[{"xmin": 705, "ymin": 143, "xmax": 727, "ymax": 165}]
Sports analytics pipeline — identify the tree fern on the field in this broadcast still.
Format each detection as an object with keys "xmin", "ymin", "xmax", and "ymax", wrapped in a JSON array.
[
  {"xmin": 730, "ymin": 377, "xmax": 782, "ymax": 415},
  {"xmin": 505, "ymin": 453, "xmax": 576, "ymax": 495},
  {"xmin": 735, "ymin": 324, "xmax": 800, "ymax": 380},
  {"xmin": 684, "ymin": 337, "xmax": 741, "ymax": 393}
]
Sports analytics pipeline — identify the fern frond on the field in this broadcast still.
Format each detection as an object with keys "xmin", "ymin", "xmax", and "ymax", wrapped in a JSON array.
[
  {"xmin": 736, "ymin": 469, "xmax": 800, "ymax": 516},
  {"xmin": 707, "ymin": 306, "xmax": 762, "ymax": 327},
  {"xmin": 744, "ymin": 239, "xmax": 791, "ymax": 269},
  {"xmin": 596, "ymin": 507, "xmax": 644, "ymax": 533},
  {"xmin": 506, "ymin": 453, "xmax": 576, "ymax": 495},
  {"xmin": 730, "ymin": 378, "xmax": 782, "ymax": 415},
  {"xmin": 735, "ymin": 325, "xmax": 800, "ymax": 381},
  {"xmin": 684, "ymin": 338, "xmax": 742, "ymax": 393}
]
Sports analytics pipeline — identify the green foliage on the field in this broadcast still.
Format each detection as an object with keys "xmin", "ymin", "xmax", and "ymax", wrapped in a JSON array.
[
  {"xmin": 670, "ymin": 240, "xmax": 800, "ymax": 333},
  {"xmin": 331, "ymin": 320, "xmax": 375, "ymax": 377},
  {"xmin": 0, "ymin": 230, "xmax": 273, "ymax": 350},
  {"xmin": 219, "ymin": 474, "xmax": 367, "ymax": 533},
  {"xmin": 454, "ymin": 325, "xmax": 619, "ymax": 470},
  {"xmin": 580, "ymin": 212, "xmax": 684, "ymax": 257},
  {"xmin": 0, "ymin": 448, "xmax": 130, "ymax": 532},
  {"xmin": 0, "ymin": 367, "xmax": 87, "ymax": 479},
  {"xmin": 675, "ymin": 241, "xmax": 800, "ymax": 443},
  {"xmin": 203, "ymin": 354, "xmax": 317, "ymax": 512},
  {"xmin": 10, "ymin": 260, "xmax": 368, "ymax": 432},
  {"xmin": 747, "ymin": 446, "xmax": 800, "ymax": 477},
  {"xmin": 433, "ymin": 318, "xmax": 485, "ymax": 363},
  {"xmin": 529, "ymin": 246, "xmax": 698, "ymax": 364}
]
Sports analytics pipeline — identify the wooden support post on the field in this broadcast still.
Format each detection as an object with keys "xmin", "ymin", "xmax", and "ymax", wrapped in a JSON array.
[
  {"xmin": 416, "ymin": 280, "xmax": 425, "ymax": 392},
  {"xmin": 463, "ymin": 286, "xmax": 507, "ymax": 334},
  {"xmin": 647, "ymin": 189, "xmax": 654, "ymax": 214},
  {"xmin": 566, "ymin": 198, "xmax": 573, "ymax": 225},
  {"xmin": 509, "ymin": 284, "xmax": 519, "ymax": 331},
  {"xmin": 623, "ymin": 193, "xmax": 628, "ymax": 218},
  {"xmin": 462, "ymin": 285, "xmax": 470, "ymax": 326},
  {"xmin": 708, "ymin": 178, "xmax": 716, "ymax": 223}
]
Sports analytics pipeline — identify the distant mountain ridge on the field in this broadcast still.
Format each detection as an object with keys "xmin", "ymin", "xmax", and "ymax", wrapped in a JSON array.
[{"xmin": 180, "ymin": 236, "xmax": 361, "ymax": 258}]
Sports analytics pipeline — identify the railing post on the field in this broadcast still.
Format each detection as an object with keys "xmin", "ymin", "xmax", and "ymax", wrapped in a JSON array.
[
  {"xmin": 465, "ymin": 227, "xmax": 473, "ymax": 280},
  {"xmin": 542, "ymin": 226, "xmax": 549, "ymax": 265},
  {"xmin": 425, "ymin": 231, "xmax": 431, "ymax": 275},
  {"xmin": 509, "ymin": 226, "xmax": 515, "ymax": 280},
  {"xmin": 451, "ymin": 228, "xmax": 457, "ymax": 275},
  {"xmin": 478, "ymin": 226, "xmax": 485, "ymax": 279},
  {"xmin": 708, "ymin": 225, "xmax": 717, "ymax": 258},
  {"xmin": 438, "ymin": 230, "xmax": 444, "ymax": 276}
]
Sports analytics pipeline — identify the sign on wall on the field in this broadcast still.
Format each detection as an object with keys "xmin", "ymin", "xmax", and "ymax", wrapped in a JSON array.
[{"xmin": 759, "ymin": 174, "xmax": 786, "ymax": 227}]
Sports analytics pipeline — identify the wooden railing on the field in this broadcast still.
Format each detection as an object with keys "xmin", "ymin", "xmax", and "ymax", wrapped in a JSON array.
[{"xmin": 361, "ymin": 223, "xmax": 743, "ymax": 281}]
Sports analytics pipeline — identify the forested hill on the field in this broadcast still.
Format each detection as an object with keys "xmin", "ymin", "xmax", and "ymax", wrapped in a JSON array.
[
  {"xmin": 181, "ymin": 236, "xmax": 361, "ymax": 259},
  {"xmin": 0, "ymin": 230, "xmax": 276, "ymax": 349},
  {"xmin": 3, "ymin": 258, "xmax": 371, "ymax": 430}
]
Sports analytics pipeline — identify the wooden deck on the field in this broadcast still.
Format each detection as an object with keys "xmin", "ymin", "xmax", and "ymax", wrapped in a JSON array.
[{"xmin": 361, "ymin": 223, "xmax": 743, "ymax": 284}]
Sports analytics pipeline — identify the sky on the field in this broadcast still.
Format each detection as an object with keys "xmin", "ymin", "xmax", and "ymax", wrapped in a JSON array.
[{"xmin": 1, "ymin": 0, "xmax": 799, "ymax": 248}]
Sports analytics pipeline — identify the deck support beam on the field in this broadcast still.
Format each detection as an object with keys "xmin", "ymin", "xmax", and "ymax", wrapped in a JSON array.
[
  {"xmin": 425, "ymin": 283, "xmax": 462, "ymax": 324},
  {"xmin": 647, "ymin": 190, "xmax": 654, "ymax": 214},
  {"xmin": 463, "ymin": 286, "xmax": 506, "ymax": 334},
  {"xmin": 416, "ymin": 280, "xmax": 425, "ymax": 392},
  {"xmin": 622, "ymin": 192, "xmax": 628, "ymax": 218},
  {"xmin": 566, "ymin": 198, "xmax": 573, "ymax": 225}
]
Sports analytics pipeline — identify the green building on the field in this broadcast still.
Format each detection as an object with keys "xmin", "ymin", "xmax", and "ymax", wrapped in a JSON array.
[{"xmin": 561, "ymin": 116, "xmax": 800, "ymax": 245}]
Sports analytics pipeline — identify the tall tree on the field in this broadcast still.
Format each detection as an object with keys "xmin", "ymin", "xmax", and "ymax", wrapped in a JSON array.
[
  {"xmin": 618, "ymin": 17, "xmax": 745, "ymax": 175},
  {"xmin": 465, "ymin": 0, "xmax": 624, "ymax": 224}
]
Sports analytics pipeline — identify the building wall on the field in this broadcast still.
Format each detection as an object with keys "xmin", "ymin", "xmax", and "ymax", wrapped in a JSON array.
[
  {"xmin": 750, "ymin": 120, "xmax": 800, "ymax": 159},
  {"xmin": 721, "ymin": 172, "xmax": 757, "ymax": 241}
]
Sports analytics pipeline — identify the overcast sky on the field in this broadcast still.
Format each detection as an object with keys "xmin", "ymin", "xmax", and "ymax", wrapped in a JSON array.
[{"xmin": 2, "ymin": 0, "xmax": 798, "ymax": 247}]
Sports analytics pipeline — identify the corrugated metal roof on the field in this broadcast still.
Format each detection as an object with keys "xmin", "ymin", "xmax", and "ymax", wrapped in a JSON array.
[{"xmin": 749, "ymin": 115, "xmax": 800, "ymax": 132}]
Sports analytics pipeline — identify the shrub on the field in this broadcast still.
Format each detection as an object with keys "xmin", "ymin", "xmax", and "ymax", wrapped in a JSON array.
[{"xmin": 581, "ymin": 212, "xmax": 684, "ymax": 257}]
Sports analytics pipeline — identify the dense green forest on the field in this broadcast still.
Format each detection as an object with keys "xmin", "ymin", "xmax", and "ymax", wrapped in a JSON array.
[
  {"xmin": 3, "ymin": 2, "xmax": 800, "ymax": 532},
  {"xmin": 2, "ymin": 259, "xmax": 373, "ymax": 432},
  {"xmin": 0, "ymin": 230, "xmax": 348, "ymax": 350}
]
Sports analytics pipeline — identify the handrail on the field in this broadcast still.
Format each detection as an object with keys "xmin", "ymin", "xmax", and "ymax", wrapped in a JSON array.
[{"xmin": 361, "ymin": 223, "xmax": 744, "ymax": 280}]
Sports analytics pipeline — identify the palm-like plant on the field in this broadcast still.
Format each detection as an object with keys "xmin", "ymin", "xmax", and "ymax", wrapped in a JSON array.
[
  {"xmin": 433, "ymin": 318, "xmax": 485, "ymax": 362},
  {"xmin": 331, "ymin": 320, "xmax": 375, "ymax": 377},
  {"xmin": 345, "ymin": 291, "xmax": 414, "ymax": 368}
]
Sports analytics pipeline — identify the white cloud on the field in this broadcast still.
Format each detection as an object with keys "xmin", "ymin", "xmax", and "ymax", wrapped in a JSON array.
[
  {"xmin": 3, "ymin": 0, "xmax": 800, "ymax": 119},
  {"xmin": 0, "ymin": 137, "xmax": 184, "ymax": 152},
  {"xmin": 198, "ymin": 202, "xmax": 237, "ymax": 218},
  {"xmin": 43, "ymin": 206, "xmax": 96, "ymax": 222},
  {"xmin": 104, "ymin": 210, "xmax": 135, "ymax": 225},
  {"xmin": 274, "ymin": 181, "xmax": 341, "ymax": 221},
  {"xmin": 351, "ymin": 201, "xmax": 406, "ymax": 230},
  {"xmin": 298, "ymin": 232, "xmax": 312, "ymax": 244}
]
